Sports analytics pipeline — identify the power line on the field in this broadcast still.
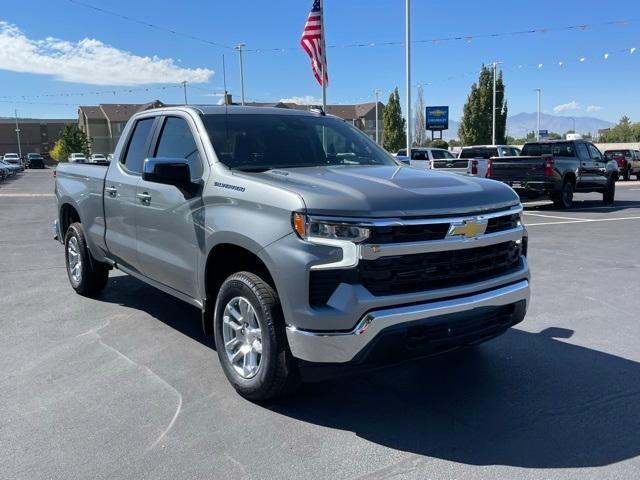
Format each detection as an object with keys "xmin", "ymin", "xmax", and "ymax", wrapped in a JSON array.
[
  {"xmin": 244, "ymin": 18, "xmax": 640, "ymax": 53},
  {"xmin": 67, "ymin": 0, "xmax": 232, "ymax": 50}
]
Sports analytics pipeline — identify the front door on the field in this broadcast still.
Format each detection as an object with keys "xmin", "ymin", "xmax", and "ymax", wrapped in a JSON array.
[
  {"xmin": 104, "ymin": 116, "xmax": 156, "ymax": 272},
  {"xmin": 135, "ymin": 115, "xmax": 206, "ymax": 298},
  {"xmin": 575, "ymin": 142, "xmax": 595, "ymax": 188}
]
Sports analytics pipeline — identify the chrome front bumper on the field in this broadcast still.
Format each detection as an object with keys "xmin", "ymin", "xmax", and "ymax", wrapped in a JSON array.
[{"xmin": 286, "ymin": 280, "xmax": 530, "ymax": 363}]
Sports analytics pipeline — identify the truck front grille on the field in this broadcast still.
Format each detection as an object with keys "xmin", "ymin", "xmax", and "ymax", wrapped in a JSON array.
[
  {"xmin": 359, "ymin": 241, "xmax": 521, "ymax": 296},
  {"xmin": 368, "ymin": 214, "xmax": 519, "ymax": 244}
]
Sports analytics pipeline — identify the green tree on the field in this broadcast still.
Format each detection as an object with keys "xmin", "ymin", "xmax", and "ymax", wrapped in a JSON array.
[
  {"xmin": 600, "ymin": 116, "xmax": 636, "ymax": 142},
  {"xmin": 55, "ymin": 124, "xmax": 90, "ymax": 161},
  {"xmin": 49, "ymin": 140, "xmax": 64, "ymax": 162},
  {"xmin": 458, "ymin": 65, "xmax": 507, "ymax": 145},
  {"xmin": 429, "ymin": 139, "xmax": 449, "ymax": 149},
  {"xmin": 413, "ymin": 84, "xmax": 427, "ymax": 146},
  {"xmin": 382, "ymin": 87, "xmax": 406, "ymax": 152}
]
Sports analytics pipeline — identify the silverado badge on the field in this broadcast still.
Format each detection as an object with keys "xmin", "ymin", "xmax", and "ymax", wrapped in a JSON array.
[{"xmin": 447, "ymin": 219, "xmax": 488, "ymax": 239}]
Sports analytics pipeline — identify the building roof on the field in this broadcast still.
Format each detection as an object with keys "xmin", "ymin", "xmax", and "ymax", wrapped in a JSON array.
[{"xmin": 79, "ymin": 100, "xmax": 167, "ymax": 123}]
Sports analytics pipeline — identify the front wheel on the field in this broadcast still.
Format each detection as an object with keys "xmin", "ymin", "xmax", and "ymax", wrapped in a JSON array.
[
  {"xmin": 623, "ymin": 167, "xmax": 630, "ymax": 181},
  {"xmin": 603, "ymin": 177, "xmax": 616, "ymax": 204},
  {"xmin": 64, "ymin": 223, "xmax": 110, "ymax": 296},
  {"xmin": 214, "ymin": 272, "xmax": 299, "ymax": 401}
]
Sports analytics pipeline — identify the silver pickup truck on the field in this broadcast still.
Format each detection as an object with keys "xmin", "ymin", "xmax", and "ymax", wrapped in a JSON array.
[{"xmin": 54, "ymin": 106, "xmax": 530, "ymax": 400}]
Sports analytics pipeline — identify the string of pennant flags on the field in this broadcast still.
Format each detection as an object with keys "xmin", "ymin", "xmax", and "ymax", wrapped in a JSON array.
[{"xmin": 0, "ymin": 43, "xmax": 636, "ymax": 106}]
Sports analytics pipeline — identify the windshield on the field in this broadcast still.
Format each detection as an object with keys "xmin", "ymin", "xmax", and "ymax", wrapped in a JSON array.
[
  {"xmin": 202, "ymin": 113, "xmax": 397, "ymax": 171},
  {"xmin": 522, "ymin": 142, "xmax": 576, "ymax": 157}
]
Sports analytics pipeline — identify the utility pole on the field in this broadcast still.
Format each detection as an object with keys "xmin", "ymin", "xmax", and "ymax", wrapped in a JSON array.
[
  {"xmin": 181, "ymin": 81, "xmax": 188, "ymax": 105},
  {"xmin": 14, "ymin": 110, "xmax": 22, "ymax": 159},
  {"xmin": 405, "ymin": 0, "xmax": 412, "ymax": 158},
  {"xmin": 571, "ymin": 117, "xmax": 576, "ymax": 133},
  {"xmin": 374, "ymin": 89, "xmax": 381, "ymax": 144},
  {"xmin": 535, "ymin": 88, "xmax": 541, "ymax": 140},
  {"xmin": 222, "ymin": 54, "xmax": 229, "ymax": 105},
  {"xmin": 235, "ymin": 43, "xmax": 246, "ymax": 106}
]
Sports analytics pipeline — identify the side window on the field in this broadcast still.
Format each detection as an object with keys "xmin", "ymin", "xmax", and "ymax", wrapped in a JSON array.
[
  {"xmin": 588, "ymin": 144, "xmax": 602, "ymax": 161},
  {"xmin": 411, "ymin": 150, "xmax": 428, "ymax": 160},
  {"xmin": 576, "ymin": 143, "xmax": 590, "ymax": 160},
  {"xmin": 121, "ymin": 117, "xmax": 155, "ymax": 174},
  {"xmin": 155, "ymin": 117, "xmax": 203, "ymax": 179}
]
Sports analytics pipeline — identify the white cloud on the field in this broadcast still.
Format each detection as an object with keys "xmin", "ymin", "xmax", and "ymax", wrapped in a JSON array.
[
  {"xmin": 0, "ymin": 21, "xmax": 213, "ymax": 86},
  {"xmin": 279, "ymin": 95, "xmax": 322, "ymax": 105},
  {"xmin": 586, "ymin": 105, "xmax": 603, "ymax": 112},
  {"xmin": 553, "ymin": 101, "xmax": 580, "ymax": 113}
]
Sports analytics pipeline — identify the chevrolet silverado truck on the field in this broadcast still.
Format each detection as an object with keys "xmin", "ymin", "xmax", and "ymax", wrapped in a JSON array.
[
  {"xmin": 487, "ymin": 139, "xmax": 618, "ymax": 209},
  {"xmin": 54, "ymin": 106, "xmax": 530, "ymax": 400}
]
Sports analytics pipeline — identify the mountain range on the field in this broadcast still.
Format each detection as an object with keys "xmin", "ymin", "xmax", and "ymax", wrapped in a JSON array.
[{"xmin": 439, "ymin": 113, "xmax": 614, "ymax": 141}]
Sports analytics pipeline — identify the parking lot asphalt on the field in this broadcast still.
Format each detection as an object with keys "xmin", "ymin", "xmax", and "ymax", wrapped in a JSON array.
[{"xmin": 2, "ymin": 169, "xmax": 640, "ymax": 480}]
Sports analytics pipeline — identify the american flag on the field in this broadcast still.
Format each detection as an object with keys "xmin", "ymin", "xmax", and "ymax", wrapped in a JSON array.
[{"xmin": 300, "ymin": 0, "xmax": 328, "ymax": 86}]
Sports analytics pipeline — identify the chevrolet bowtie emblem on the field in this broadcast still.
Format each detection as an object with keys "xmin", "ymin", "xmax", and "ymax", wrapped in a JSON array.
[{"xmin": 447, "ymin": 219, "xmax": 488, "ymax": 239}]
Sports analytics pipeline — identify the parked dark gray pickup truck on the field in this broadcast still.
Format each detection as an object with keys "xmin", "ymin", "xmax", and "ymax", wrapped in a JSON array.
[
  {"xmin": 488, "ymin": 139, "xmax": 618, "ymax": 208},
  {"xmin": 55, "ymin": 106, "xmax": 530, "ymax": 400}
]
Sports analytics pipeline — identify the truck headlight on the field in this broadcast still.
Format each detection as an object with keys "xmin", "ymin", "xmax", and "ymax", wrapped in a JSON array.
[{"xmin": 292, "ymin": 213, "xmax": 370, "ymax": 243}]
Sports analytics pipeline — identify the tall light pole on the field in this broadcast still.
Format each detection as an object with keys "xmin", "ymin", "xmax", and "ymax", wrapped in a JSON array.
[
  {"xmin": 405, "ymin": 0, "xmax": 411, "ymax": 157},
  {"xmin": 374, "ymin": 89, "xmax": 381, "ymax": 144},
  {"xmin": 235, "ymin": 43, "xmax": 246, "ymax": 106},
  {"xmin": 535, "ymin": 88, "xmax": 541, "ymax": 140},
  {"xmin": 181, "ymin": 81, "xmax": 188, "ymax": 105},
  {"xmin": 571, "ymin": 117, "xmax": 576, "ymax": 133},
  {"xmin": 14, "ymin": 110, "xmax": 22, "ymax": 159},
  {"xmin": 492, "ymin": 62, "xmax": 498, "ymax": 145}
]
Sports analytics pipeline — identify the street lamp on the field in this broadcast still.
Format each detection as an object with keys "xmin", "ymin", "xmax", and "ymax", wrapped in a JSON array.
[
  {"xmin": 235, "ymin": 43, "xmax": 246, "ymax": 106},
  {"xmin": 491, "ymin": 61, "xmax": 503, "ymax": 145},
  {"xmin": 374, "ymin": 89, "xmax": 381, "ymax": 144}
]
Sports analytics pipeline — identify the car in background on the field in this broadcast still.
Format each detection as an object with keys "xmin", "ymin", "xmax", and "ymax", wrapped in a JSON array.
[
  {"xmin": 0, "ymin": 161, "xmax": 13, "ymax": 180},
  {"xmin": 395, "ymin": 147, "xmax": 459, "ymax": 170},
  {"xmin": 89, "ymin": 153, "xmax": 107, "ymax": 163},
  {"xmin": 0, "ymin": 159, "xmax": 21, "ymax": 176},
  {"xmin": 603, "ymin": 149, "xmax": 640, "ymax": 181},
  {"xmin": 27, "ymin": 153, "xmax": 46, "ymax": 169},
  {"xmin": 68, "ymin": 153, "xmax": 87, "ymax": 163},
  {"xmin": 3, "ymin": 153, "xmax": 24, "ymax": 171},
  {"xmin": 458, "ymin": 145, "xmax": 521, "ymax": 177}
]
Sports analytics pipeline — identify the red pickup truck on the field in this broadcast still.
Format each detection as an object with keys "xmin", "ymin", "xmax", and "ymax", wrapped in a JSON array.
[{"xmin": 604, "ymin": 149, "xmax": 640, "ymax": 181}]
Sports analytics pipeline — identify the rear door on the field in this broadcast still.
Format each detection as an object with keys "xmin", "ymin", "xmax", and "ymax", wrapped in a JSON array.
[
  {"xmin": 104, "ymin": 116, "xmax": 157, "ymax": 271},
  {"xmin": 135, "ymin": 114, "xmax": 206, "ymax": 298},
  {"xmin": 587, "ymin": 143, "xmax": 608, "ymax": 188}
]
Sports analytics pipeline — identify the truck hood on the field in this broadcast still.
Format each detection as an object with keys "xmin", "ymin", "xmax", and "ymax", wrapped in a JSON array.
[{"xmin": 238, "ymin": 165, "xmax": 519, "ymax": 217}]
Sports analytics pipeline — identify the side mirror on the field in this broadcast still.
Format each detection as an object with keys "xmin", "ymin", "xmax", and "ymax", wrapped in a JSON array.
[
  {"xmin": 143, "ymin": 157, "xmax": 192, "ymax": 186},
  {"xmin": 142, "ymin": 157, "xmax": 199, "ymax": 196}
]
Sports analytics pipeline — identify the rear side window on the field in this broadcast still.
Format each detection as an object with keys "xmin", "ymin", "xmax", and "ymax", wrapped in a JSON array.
[
  {"xmin": 411, "ymin": 150, "xmax": 428, "ymax": 160},
  {"xmin": 154, "ymin": 117, "xmax": 203, "ymax": 179},
  {"xmin": 121, "ymin": 117, "xmax": 155, "ymax": 173},
  {"xmin": 576, "ymin": 143, "xmax": 590, "ymax": 160}
]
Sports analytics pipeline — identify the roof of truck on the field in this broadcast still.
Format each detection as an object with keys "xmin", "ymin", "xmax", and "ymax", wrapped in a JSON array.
[{"xmin": 144, "ymin": 105, "xmax": 328, "ymax": 117}]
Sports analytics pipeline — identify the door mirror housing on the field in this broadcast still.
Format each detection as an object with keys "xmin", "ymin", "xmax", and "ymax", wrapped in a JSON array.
[{"xmin": 142, "ymin": 157, "xmax": 200, "ymax": 196}]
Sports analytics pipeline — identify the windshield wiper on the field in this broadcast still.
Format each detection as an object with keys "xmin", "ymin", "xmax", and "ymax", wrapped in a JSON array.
[{"xmin": 232, "ymin": 166, "xmax": 273, "ymax": 172}]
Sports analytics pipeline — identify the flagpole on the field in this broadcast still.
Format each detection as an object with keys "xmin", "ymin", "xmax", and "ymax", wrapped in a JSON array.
[
  {"xmin": 320, "ymin": 0, "xmax": 327, "ymax": 111},
  {"xmin": 405, "ymin": 0, "xmax": 411, "ymax": 158}
]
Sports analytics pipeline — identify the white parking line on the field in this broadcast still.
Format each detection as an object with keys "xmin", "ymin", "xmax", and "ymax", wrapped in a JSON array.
[
  {"xmin": 524, "ymin": 212, "xmax": 587, "ymax": 221},
  {"xmin": 527, "ymin": 216, "xmax": 640, "ymax": 226}
]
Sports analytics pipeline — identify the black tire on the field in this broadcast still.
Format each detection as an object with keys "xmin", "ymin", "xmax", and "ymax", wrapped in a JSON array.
[
  {"xmin": 214, "ymin": 271, "xmax": 299, "ymax": 401},
  {"xmin": 64, "ymin": 222, "xmax": 109, "ymax": 296},
  {"xmin": 552, "ymin": 180, "xmax": 574, "ymax": 209},
  {"xmin": 636, "ymin": 172, "xmax": 640, "ymax": 181},
  {"xmin": 623, "ymin": 167, "xmax": 630, "ymax": 181},
  {"xmin": 603, "ymin": 177, "xmax": 616, "ymax": 204}
]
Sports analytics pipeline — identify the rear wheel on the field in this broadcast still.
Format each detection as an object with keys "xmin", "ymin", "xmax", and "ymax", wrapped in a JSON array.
[
  {"xmin": 64, "ymin": 223, "xmax": 110, "ymax": 296},
  {"xmin": 623, "ymin": 167, "xmax": 630, "ymax": 181},
  {"xmin": 214, "ymin": 272, "xmax": 299, "ymax": 401},
  {"xmin": 552, "ymin": 180, "xmax": 574, "ymax": 209},
  {"xmin": 603, "ymin": 177, "xmax": 616, "ymax": 204},
  {"xmin": 636, "ymin": 172, "xmax": 640, "ymax": 181}
]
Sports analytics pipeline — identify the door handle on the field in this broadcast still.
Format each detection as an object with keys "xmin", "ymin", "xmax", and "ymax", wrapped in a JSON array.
[
  {"xmin": 136, "ymin": 192, "xmax": 152, "ymax": 204},
  {"xmin": 105, "ymin": 186, "xmax": 117, "ymax": 197}
]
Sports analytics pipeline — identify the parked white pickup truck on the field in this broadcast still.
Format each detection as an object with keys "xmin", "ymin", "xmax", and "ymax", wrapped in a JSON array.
[{"xmin": 459, "ymin": 145, "xmax": 522, "ymax": 177}]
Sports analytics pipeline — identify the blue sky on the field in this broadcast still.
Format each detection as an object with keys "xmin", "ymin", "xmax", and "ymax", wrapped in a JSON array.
[{"xmin": 1, "ymin": 0, "xmax": 638, "ymax": 122}]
